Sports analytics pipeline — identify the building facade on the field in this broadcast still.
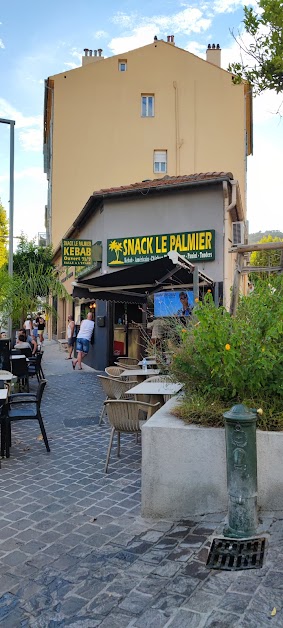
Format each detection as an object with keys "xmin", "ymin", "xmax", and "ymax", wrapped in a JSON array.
[
  {"xmin": 52, "ymin": 172, "xmax": 244, "ymax": 370},
  {"xmin": 44, "ymin": 37, "xmax": 252, "ymax": 251}
]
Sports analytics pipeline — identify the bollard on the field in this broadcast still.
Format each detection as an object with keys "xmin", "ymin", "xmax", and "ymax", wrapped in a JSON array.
[{"xmin": 223, "ymin": 404, "xmax": 258, "ymax": 538}]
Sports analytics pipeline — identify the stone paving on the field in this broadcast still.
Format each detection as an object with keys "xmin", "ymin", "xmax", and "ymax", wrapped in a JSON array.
[{"xmin": 0, "ymin": 342, "xmax": 283, "ymax": 627}]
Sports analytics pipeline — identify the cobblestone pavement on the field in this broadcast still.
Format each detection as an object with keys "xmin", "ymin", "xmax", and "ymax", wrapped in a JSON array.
[{"xmin": 0, "ymin": 342, "xmax": 283, "ymax": 627}]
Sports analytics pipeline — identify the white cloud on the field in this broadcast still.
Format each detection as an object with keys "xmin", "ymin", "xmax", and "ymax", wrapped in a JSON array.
[
  {"xmin": 64, "ymin": 61, "xmax": 80, "ymax": 70},
  {"xmin": 247, "ymin": 136, "xmax": 282, "ymax": 232},
  {"xmin": 0, "ymin": 167, "xmax": 46, "ymax": 240},
  {"xmin": 0, "ymin": 39, "xmax": 4, "ymax": 49},
  {"xmin": 18, "ymin": 128, "xmax": 42, "ymax": 152},
  {"xmin": 0, "ymin": 98, "xmax": 42, "ymax": 152},
  {"xmin": 109, "ymin": 7, "xmax": 211, "ymax": 55},
  {"xmin": 213, "ymin": 0, "xmax": 257, "ymax": 13},
  {"xmin": 94, "ymin": 30, "xmax": 108, "ymax": 39},
  {"xmin": 185, "ymin": 41, "xmax": 206, "ymax": 58}
]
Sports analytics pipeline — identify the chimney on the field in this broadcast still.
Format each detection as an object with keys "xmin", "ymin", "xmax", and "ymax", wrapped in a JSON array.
[
  {"xmin": 206, "ymin": 43, "xmax": 221, "ymax": 67},
  {"xmin": 82, "ymin": 47, "xmax": 104, "ymax": 66},
  {"xmin": 167, "ymin": 35, "xmax": 175, "ymax": 45}
]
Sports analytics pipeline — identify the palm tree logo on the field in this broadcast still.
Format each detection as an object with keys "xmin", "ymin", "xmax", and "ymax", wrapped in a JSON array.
[{"xmin": 108, "ymin": 240, "xmax": 124, "ymax": 265}]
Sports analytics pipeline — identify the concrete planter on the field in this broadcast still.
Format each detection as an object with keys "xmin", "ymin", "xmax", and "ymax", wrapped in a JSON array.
[{"xmin": 141, "ymin": 397, "xmax": 283, "ymax": 519}]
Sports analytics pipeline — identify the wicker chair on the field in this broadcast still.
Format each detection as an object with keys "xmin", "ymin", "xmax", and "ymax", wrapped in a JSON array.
[
  {"xmin": 116, "ymin": 357, "xmax": 140, "ymax": 367},
  {"xmin": 97, "ymin": 375, "xmax": 138, "ymax": 425},
  {"xmin": 103, "ymin": 399, "xmax": 160, "ymax": 472},
  {"xmin": 105, "ymin": 366, "xmax": 124, "ymax": 378}
]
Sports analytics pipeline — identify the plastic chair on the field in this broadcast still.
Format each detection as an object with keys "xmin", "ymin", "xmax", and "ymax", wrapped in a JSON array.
[
  {"xmin": 5, "ymin": 380, "xmax": 49, "ymax": 458},
  {"xmin": 145, "ymin": 375, "xmax": 173, "ymax": 402},
  {"xmin": 97, "ymin": 375, "xmax": 138, "ymax": 425},
  {"xmin": 116, "ymin": 357, "xmax": 140, "ymax": 367},
  {"xmin": 103, "ymin": 399, "xmax": 160, "ymax": 472},
  {"xmin": 105, "ymin": 366, "xmax": 124, "ymax": 378}
]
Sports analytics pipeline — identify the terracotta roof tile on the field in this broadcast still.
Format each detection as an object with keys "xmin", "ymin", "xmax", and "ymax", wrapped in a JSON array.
[{"xmin": 93, "ymin": 172, "xmax": 234, "ymax": 197}]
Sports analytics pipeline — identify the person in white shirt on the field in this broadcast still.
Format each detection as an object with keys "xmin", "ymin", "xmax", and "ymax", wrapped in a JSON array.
[
  {"xmin": 23, "ymin": 315, "xmax": 33, "ymax": 336},
  {"xmin": 72, "ymin": 312, "xmax": 94, "ymax": 370}
]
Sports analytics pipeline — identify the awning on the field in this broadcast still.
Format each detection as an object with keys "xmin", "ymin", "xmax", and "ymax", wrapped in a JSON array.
[{"xmin": 72, "ymin": 251, "xmax": 214, "ymax": 303}]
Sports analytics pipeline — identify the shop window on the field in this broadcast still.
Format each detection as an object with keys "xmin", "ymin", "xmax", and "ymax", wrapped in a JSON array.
[
  {"xmin": 154, "ymin": 150, "xmax": 167, "ymax": 173},
  {"xmin": 118, "ymin": 59, "xmax": 127, "ymax": 72},
  {"xmin": 141, "ymin": 94, "xmax": 155, "ymax": 117}
]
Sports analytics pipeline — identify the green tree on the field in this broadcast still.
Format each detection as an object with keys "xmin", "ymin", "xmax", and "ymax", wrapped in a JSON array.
[
  {"xmin": 0, "ymin": 235, "xmax": 70, "ymax": 327},
  {"xmin": 0, "ymin": 201, "xmax": 8, "ymax": 269},
  {"xmin": 228, "ymin": 0, "xmax": 283, "ymax": 94},
  {"xmin": 250, "ymin": 235, "xmax": 283, "ymax": 276}
]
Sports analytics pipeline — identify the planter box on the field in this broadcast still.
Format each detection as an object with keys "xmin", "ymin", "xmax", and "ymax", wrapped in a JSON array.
[{"xmin": 141, "ymin": 397, "xmax": 283, "ymax": 519}]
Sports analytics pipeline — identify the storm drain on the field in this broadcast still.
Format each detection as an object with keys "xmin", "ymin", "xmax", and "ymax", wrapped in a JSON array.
[{"xmin": 206, "ymin": 537, "xmax": 266, "ymax": 571}]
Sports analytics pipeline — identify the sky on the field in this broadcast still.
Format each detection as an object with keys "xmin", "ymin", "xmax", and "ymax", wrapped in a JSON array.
[{"xmin": 0, "ymin": 0, "xmax": 282, "ymax": 246}]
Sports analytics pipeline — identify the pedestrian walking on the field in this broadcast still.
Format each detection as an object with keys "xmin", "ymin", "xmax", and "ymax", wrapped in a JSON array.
[
  {"xmin": 66, "ymin": 314, "xmax": 75, "ymax": 360},
  {"xmin": 72, "ymin": 312, "xmax": 94, "ymax": 370},
  {"xmin": 23, "ymin": 315, "xmax": 33, "ymax": 337},
  {"xmin": 37, "ymin": 315, "xmax": 45, "ymax": 345}
]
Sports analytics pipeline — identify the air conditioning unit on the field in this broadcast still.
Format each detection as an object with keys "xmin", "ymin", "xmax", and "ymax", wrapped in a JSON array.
[{"xmin": 232, "ymin": 221, "xmax": 245, "ymax": 246}]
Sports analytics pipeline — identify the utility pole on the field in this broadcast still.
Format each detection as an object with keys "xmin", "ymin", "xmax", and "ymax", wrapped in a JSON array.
[{"xmin": 0, "ymin": 118, "xmax": 15, "ymax": 338}]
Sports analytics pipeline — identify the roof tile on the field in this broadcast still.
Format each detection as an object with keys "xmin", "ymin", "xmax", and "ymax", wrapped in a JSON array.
[{"xmin": 93, "ymin": 172, "xmax": 233, "ymax": 197}]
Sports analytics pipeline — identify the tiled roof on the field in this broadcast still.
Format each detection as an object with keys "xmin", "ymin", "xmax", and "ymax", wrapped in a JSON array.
[{"xmin": 93, "ymin": 172, "xmax": 234, "ymax": 197}]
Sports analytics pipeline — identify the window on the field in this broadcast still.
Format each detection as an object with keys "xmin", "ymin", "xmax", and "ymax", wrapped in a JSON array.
[
  {"xmin": 154, "ymin": 150, "xmax": 167, "ymax": 173},
  {"xmin": 141, "ymin": 94, "xmax": 155, "ymax": 117},
  {"xmin": 118, "ymin": 59, "xmax": 127, "ymax": 72}
]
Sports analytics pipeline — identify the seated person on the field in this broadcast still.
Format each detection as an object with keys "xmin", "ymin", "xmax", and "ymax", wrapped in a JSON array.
[{"xmin": 16, "ymin": 331, "xmax": 37, "ymax": 355}]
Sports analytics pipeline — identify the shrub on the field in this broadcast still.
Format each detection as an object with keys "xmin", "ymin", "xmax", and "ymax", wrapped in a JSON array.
[{"xmin": 169, "ymin": 277, "xmax": 283, "ymax": 428}]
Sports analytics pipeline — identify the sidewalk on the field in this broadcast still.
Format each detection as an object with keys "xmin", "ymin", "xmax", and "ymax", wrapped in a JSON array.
[{"xmin": 0, "ymin": 341, "xmax": 282, "ymax": 627}]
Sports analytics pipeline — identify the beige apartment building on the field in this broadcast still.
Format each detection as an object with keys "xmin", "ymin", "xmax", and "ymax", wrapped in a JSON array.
[{"xmin": 44, "ymin": 37, "xmax": 252, "ymax": 251}]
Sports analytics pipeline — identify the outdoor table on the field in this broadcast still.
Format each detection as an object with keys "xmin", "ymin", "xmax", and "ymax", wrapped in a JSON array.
[
  {"xmin": 120, "ymin": 369, "xmax": 160, "ymax": 382},
  {"xmin": 137, "ymin": 359, "xmax": 158, "ymax": 367},
  {"xmin": 0, "ymin": 371, "xmax": 14, "ymax": 382},
  {"xmin": 126, "ymin": 381, "xmax": 183, "ymax": 406},
  {"xmin": 0, "ymin": 389, "xmax": 8, "ymax": 402},
  {"xmin": 11, "ymin": 355, "xmax": 28, "ymax": 360}
]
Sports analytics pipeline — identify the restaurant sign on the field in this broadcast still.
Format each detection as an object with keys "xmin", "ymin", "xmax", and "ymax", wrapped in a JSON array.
[
  {"xmin": 62, "ymin": 239, "xmax": 92, "ymax": 267},
  {"xmin": 107, "ymin": 230, "xmax": 215, "ymax": 266}
]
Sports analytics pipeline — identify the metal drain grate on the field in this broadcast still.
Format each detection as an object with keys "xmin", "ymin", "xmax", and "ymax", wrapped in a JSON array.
[{"xmin": 206, "ymin": 537, "xmax": 266, "ymax": 571}]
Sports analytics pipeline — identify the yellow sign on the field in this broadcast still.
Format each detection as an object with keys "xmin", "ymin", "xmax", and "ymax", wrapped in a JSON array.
[
  {"xmin": 62, "ymin": 239, "xmax": 92, "ymax": 266},
  {"xmin": 107, "ymin": 230, "xmax": 215, "ymax": 265}
]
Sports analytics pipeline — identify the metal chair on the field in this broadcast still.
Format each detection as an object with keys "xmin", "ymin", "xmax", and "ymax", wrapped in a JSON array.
[
  {"xmin": 105, "ymin": 366, "xmax": 124, "ymax": 378},
  {"xmin": 11, "ymin": 357, "xmax": 29, "ymax": 392},
  {"xmin": 103, "ymin": 399, "xmax": 160, "ymax": 473},
  {"xmin": 28, "ymin": 352, "xmax": 44, "ymax": 381},
  {"xmin": 5, "ymin": 380, "xmax": 49, "ymax": 458},
  {"xmin": 97, "ymin": 375, "xmax": 138, "ymax": 425}
]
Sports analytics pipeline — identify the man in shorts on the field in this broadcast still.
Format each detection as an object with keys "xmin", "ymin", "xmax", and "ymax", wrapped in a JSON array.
[{"xmin": 72, "ymin": 312, "xmax": 94, "ymax": 370}]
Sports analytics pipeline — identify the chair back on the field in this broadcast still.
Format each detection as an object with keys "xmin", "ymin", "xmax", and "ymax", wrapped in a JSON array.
[
  {"xmin": 116, "ymin": 357, "xmax": 139, "ymax": 367},
  {"xmin": 11, "ymin": 349, "xmax": 22, "ymax": 355},
  {"xmin": 11, "ymin": 358, "xmax": 29, "ymax": 377},
  {"xmin": 105, "ymin": 366, "xmax": 124, "ymax": 378},
  {"xmin": 104, "ymin": 399, "xmax": 160, "ymax": 432},
  {"xmin": 114, "ymin": 362, "xmax": 141, "ymax": 371},
  {"xmin": 36, "ymin": 379, "xmax": 47, "ymax": 404},
  {"xmin": 21, "ymin": 347, "xmax": 32, "ymax": 358},
  {"xmin": 98, "ymin": 375, "xmax": 138, "ymax": 400}
]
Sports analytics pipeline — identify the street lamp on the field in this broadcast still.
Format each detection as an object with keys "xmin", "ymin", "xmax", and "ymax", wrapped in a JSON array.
[{"xmin": 0, "ymin": 118, "xmax": 15, "ymax": 338}]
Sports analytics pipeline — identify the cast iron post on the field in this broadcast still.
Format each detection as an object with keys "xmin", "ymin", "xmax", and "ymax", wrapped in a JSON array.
[{"xmin": 223, "ymin": 404, "xmax": 258, "ymax": 538}]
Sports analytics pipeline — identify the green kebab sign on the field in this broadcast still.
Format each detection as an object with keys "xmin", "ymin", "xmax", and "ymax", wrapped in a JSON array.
[
  {"xmin": 107, "ymin": 230, "xmax": 215, "ymax": 266},
  {"xmin": 62, "ymin": 239, "xmax": 92, "ymax": 266}
]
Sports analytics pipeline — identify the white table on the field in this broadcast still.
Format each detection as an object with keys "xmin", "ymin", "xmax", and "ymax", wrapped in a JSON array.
[
  {"xmin": 0, "ymin": 389, "xmax": 8, "ymax": 401},
  {"xmin": 0, "ymin": 371, "xmax": 14, "ymax": 382},
  {"xmin": 138, "ymin": 360, "xmax": 158, "ymax": 367},
  {"xmin": 126, "ymin": 381, "xmax": 183, "ymax": 406},
  {"xmin": 120, "ymin": 369, "xmax": 160, "ymax": 380}
]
